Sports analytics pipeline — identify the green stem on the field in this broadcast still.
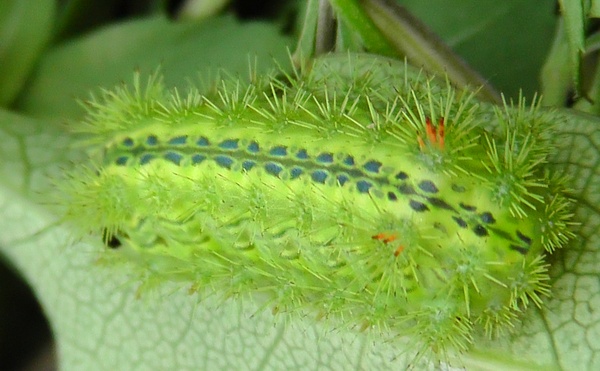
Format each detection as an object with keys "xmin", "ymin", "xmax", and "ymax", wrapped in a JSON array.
[
  {"xmin": 292, "ymin": 0, "xmax": 320, "ymax": 64},
  {"xmin": 296, "ymin": 0, "xmax": 501, "ymax": 104},
  {"xmin": 328, "ymin": 0, "xmax": 398, "ymax": 56},
  {"xmin": 362, "ymin": 0, "xmax": 501, "ymax": 103}
]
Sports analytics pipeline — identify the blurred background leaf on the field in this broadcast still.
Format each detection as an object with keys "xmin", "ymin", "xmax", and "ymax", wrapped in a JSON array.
[
  {"xmin": 0, "ymin": 0, "xmax": 55, "ymax": 106},
  {"xmin": 16, "ymin": 15, "xmax": 293, "ymax": 120}
]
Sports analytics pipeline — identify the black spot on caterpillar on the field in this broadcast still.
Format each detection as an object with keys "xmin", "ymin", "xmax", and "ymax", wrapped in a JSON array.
[
  {"xmin": 472, "ymin": 224, "xmax": 489, "ymax": 237},
  {"xmin": 60, "ymin": 53, "xmax": 576, "ymax": 364},
  {"xmin": 452, "ymin": 216, "xmax": 468, "ymax": 228},
  {"xmin": 418, "ymin": 180, "xmax": 439, "ymax": 193},
  {"xmin": 517, "ymin": 230, "xmax": 533, "ymax": 245},
  {"xmin": 409, "ymin": 199, "xmax": 430, "ymax": 212},
  {"xmin": 102, "ymin": 229, "xmax": 121, "ymax": 249},
  {"xmin": 480, "ymin": 211, "xmax": 496, "ymax": 224}
]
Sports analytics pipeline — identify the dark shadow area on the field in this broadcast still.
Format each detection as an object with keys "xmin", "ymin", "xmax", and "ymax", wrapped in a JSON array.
[{"xmin": 0, "ymin": 257, "xmax": 54, "ymax": 371}]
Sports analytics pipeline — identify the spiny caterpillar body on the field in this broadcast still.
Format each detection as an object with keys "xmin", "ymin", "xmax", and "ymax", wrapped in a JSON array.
[{"xmin": 62, "ymin": 54, "xmax": 575, "ymax": 362}]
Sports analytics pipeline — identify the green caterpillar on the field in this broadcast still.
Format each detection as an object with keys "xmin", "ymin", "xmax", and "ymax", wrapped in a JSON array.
[{"xmin": 62, "ymin": 53, "xmax": 575, "ymax": 363}]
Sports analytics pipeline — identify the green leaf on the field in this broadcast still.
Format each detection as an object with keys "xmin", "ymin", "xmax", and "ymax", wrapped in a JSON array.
[
  {"xmin": 0, "ymin": 0, "xmax": 55, "ymax": 106},
  {"xmin": 16, "ymin": 15, "xmax": 293, "ymax": 120},
  {"xmin": 542, "ymin": 109, "xmax": 600, "ymax": 370}
]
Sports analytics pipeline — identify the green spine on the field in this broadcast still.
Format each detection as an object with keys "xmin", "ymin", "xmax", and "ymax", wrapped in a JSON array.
[{"xmin": 62, "ymin": 54, "xmax": 575, "ymax": 360}]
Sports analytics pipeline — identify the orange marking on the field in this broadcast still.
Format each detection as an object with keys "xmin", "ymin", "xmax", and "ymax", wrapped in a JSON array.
[
  {"xmin": 425, "ymin": 117, "xmax": 437, "ymax": 144},
  {"xmin": 372, "ymin": 233, "xmax": 397, "ymax": 243},
  {"xmin": 393, "ymin": 245, "xmax": 405, "ymax": 257},
  {"xmin": 384, "ymin": 235, "xmax": 396, "ymax": 243},
  {"xmin": 372, "ymin": 233, "xmax": 386, "ymax": 241},
  {"xmin": 372, "ymin": 233, "xmax": 403, "ymax": 256},
  {"xmin": 419, "ymin": 117, "xmax": 446, "ymax": 150}
]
